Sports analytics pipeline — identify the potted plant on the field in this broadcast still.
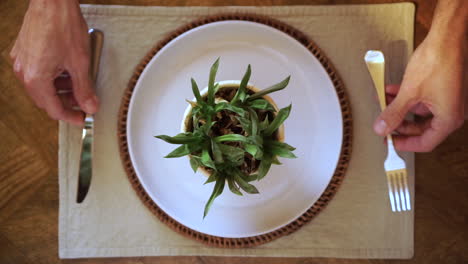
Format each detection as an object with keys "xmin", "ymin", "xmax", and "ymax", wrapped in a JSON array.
[{"xmin": 156, "ymin": 58, "xmax": 296, "ymax": 217}]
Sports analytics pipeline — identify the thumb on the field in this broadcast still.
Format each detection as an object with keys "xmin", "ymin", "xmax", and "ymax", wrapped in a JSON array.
[
  {"xmin": 70, "ymin": 63, "xmax": 98, "ymax": 114},
  {"xmin": 374, "ymin": 90, "xmax": 416, "ymax": 136}
]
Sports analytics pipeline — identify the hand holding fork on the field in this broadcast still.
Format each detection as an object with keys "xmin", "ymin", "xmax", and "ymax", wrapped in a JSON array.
[{"xmin": 365, "ymin": 51, "xmax": 411, "ymax": 212}]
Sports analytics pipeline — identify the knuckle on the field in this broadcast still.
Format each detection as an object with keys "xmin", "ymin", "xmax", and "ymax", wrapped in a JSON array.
[
  {"xmin": 13, "ymin": 60, "xmax": 21, "ymax": 74},
  {"xmin": 23, "ymin": 71, "xmax": 41, "ymax": 86},
  {"xmin": 384, "ymin": 109, "xmax": 405, "ymax": 128}
]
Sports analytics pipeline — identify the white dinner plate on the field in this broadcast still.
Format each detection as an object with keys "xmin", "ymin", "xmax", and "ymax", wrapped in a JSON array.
[{"xmin": 127, "ymin": 21, "xmax": 343, "ymax": 238}]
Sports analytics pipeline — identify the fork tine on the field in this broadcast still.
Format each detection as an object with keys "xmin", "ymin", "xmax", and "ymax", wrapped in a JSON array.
[
  {"xmin": 397, "ymin": 172, "xmax": 407, "ymax": 211},
  {"xmin": 391, "ymin": 174, "xmax": 401, "ymax": 212},
  {"xmin": 386, "ymin": 175, "xmax": 397, "ymax": 212},
  {"xmin": 402, "ymin": 171, "xmax": 411, "ymax": 210}
]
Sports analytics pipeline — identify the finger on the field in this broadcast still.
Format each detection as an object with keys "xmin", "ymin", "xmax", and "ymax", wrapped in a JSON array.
[
  {"xmin": 387, "ymin": 98, "xmax": 432, "ymax": 117},
  {"xmin": 410, "ymin": 104, "xmax": 432, "ymax": 117},
  {"xmin": 386, "ymin": 94, "xmax": 396, "ymax": 105},
  {"xmin": 374, "ymin": 89, "xmax": 417, "ymax": 136},
  {"xmin": 393, "ymin": 118, "xmax": 452, "ymax": 152},
  {"xmin": 10, "ymin": 38, "xmax": 19, "ymax": 61},
  {"xmin": 13, "ymin": 59, "xmax": 23, "ymax": 81},
  {"xmin": 395, "ymin": 119, "xmax": 431, "ymax": 136},
  {"xmin": 69, "ymin": 53, "xmax": 98, "ymax": 114},
  {"xmin": 58, "ymin": 93, "xmax": 79, "ymax": 109},
  {"xmin": 374, "ymin": 85, "xmax": 398, "ymax": 105},
  {"xmin": 385, "ymin": 85, "xmax": 431, "ymax": 117},
  {"xmin": 385, "ymin": 84, "xmax": 400, "ymax": 96},
  {"xmin": 14, "ymin": 60, "xmax": 46, "ymax": 110},
  {"xmin": 39, "ymin": 80, "xmax": 85, "ymax": 125}
]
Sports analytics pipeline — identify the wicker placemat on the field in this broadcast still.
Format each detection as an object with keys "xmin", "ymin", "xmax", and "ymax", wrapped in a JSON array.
[{"xmin": 117, "ymin": 13, "xmax": 352, "ymax": 248}]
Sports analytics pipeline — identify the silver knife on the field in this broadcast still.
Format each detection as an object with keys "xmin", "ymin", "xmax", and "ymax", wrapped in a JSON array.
[{"xmin": 77, "ymin": 28, "xmax": 104, "ymax": 203}]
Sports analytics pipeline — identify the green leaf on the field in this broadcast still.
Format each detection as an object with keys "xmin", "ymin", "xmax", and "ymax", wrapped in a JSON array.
[
  {"xmin": 219, "ymin": 144, "xmax": 244, "ymax": 165},
  {"xmin": 207, "ymin": 58, "xmax": 220, "ymax": 105},
  {"xmin": 257, "ymin": 155, "xmax": 273, "ymax": 180},
  {"xmin": 236, "ymin": 116, "xmax": 252, "ymax": 136},
  {"xmin": 204, "ymin": 171, "xmax": 218, "ymax": 184},
  {"xmin": 200, "ymin": 121, "xmax": 217, "ymax": 135},
  {"xmin": 192, "ymin": 115, "xmax": 200, "ymax": 130},
  {"xmin": 155, "ymin": 133, "xmax": 200, "ymax": 144},
  {"xmin": 165, "ymin": 144, "xmax": 191, "ymax": 158},
  {"xmin": 201, "ymin": 148, "xmax": 216, "ymax": 169},
  {"xmin": 245, "ymin": 144, "xmax": 263, "ymax": 160},
  {"xmin": 266, "ymin": 140, "xmax": 296, "ymax": 151},
  {"xmin": 245, "ymin": 144, "xmax": 257, "ymax": 157},
  {"xmin": 231, "ymin": 64, "xmax": 251, "ymax": 104},
  {"xmin": 248, "ymin": 99, "xmax": 275, "ymax": 111},
  {"xmin": 191, "ymin": 107, "xmax": 201, "ymax": 124},
  {"xmin": 211, "ymin": 140, "xmax": 224, "ymax": 164},
  {"xmin": 234, "ymin": 172, "xmax": 259, "ymax": 194},
  {"xmin": 272, "ymin": 156, "xmax": 282, "ymax": 165},
  {"xmin": 227, "ymin": 175, "xmax": 243, "ymax": 196},
  {"xmin": 191, "ymin": 78, "xmax": 202, "ymax": 103},
  {"xmin": 259, "ymin": 116, "xmax": 270, "ymax": 131},
  {"xmin": 214, "ymin": 102, "xmax": 246, "ymax": 116},
  {"xmin": 243, "ymin": 174, "xmax": 259, "ymax": 182},
  {"xmin": 263, "ymin": 104, "xmax": 292, "ymax": 136},
  {"xmin": 248, "ymin": 76, "xmax": 290, "ymax": 101},
  {"xmin": 214, "ymin": 134, "xmax": 249, "ymax": 143},
  {"xmin": 266, "ymin": 144, "xmax": 297, "ymax": 159},
  {"xmin": 204, "ymin": 175, "xmax": 225, "ymax": 218},
  {"xmin": 190, "ymin": 156, "xmax": 202, "ymax": 172},
  {"xmin": 252, "ymin": 135, "xmax": 264, "ymax": 146},
  {"xmin": 249, "ymin": 109, "xmax": 259, "ymax": 136}
]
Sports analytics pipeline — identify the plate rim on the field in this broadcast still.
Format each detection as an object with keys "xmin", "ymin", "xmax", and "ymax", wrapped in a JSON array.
[{"xmin": 118, "ymin": 13, "xmax": 352, "ymax": 248}]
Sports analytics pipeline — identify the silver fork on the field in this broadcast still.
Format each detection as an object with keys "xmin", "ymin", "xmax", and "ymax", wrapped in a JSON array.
[{"xmin": 364, "ymin": 50, "xmax": 411, "ymax": 212}]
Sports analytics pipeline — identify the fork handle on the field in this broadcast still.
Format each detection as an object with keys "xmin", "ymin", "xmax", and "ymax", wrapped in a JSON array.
[
  {"xmin": 366, "ymin": 60, "xmax": 387, "ymax": 111},
  {"xmin": 365, "ymin": 51, "xmax": 394, "ymax": 143}
]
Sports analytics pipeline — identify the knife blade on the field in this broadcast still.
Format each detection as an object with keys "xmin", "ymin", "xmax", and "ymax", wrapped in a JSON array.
[{"xmin": 77, "ymin": 28, "xmax": 104, "ymax": 203}]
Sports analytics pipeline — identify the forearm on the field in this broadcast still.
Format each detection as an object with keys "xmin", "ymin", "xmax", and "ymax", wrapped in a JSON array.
[{"xmin": 429, "ymin": 0, "xmax": 467, "ymax": 43}]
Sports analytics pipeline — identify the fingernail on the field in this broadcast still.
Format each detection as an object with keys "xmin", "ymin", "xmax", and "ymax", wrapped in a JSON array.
[
  {"xmin": 374, "ymin": 119, "xmax": 387, "ymax": 135},
  {"xmin": 84, "ymin": 96, "xmax": 98, "ymax": 114}
]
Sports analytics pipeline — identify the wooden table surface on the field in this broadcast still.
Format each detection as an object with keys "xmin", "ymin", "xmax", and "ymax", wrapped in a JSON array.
[{"xmin": 1, "ymin": 0, "xmax": 467, "ymax": 263}]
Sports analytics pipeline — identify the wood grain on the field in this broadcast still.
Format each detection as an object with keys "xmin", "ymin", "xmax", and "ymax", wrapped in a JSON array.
[{"xmin": 1, "ymin": 0, "xmax": 467, "ymax": 264}]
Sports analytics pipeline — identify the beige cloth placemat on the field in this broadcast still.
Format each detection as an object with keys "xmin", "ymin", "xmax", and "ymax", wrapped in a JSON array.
[{"xmin": 59, "ymin": 4, "xmax": 415, "ymax": 259}]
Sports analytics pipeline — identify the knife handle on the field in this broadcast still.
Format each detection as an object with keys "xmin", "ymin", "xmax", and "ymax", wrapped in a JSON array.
[{"xmin": 89, "ymin": 28, "xmax": 104, "ymax": 83}]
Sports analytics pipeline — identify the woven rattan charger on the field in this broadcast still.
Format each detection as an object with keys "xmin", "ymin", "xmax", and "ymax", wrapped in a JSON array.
[{"xmin": 117, "ymin": 13, "xmax": 352, "ymax": 248}]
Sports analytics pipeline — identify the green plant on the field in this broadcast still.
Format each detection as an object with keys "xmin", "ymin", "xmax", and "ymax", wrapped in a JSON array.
[{"xmin": 156, "ymin": 58, "xmax": 296, "ymax": 218}]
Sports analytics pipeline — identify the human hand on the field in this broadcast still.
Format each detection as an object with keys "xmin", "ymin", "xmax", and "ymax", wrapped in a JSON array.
[
  {"xmin": 373, "ymin": 32, "xmax": 466, "ymax": 152},
  {"xmin": 10, "ymin": 0, "xmax": 98, "ymax": 126}
]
